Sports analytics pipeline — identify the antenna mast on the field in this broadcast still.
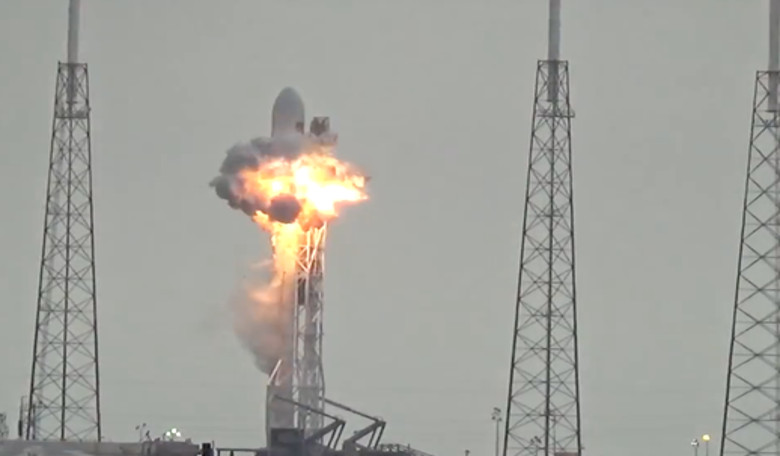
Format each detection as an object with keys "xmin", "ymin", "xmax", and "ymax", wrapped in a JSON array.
[
  {"xmin": 547, "ymin": 0, "xmax": 561, "ymax": 102},
  {"xmin": 769, "ymin": 0, "xmax": 779, "ymax": 111},
  {"xmin": 67, "ymin": 0, "xmax": 80, "ymax": 65}
]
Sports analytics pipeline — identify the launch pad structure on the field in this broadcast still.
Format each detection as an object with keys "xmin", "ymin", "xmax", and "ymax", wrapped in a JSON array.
[
  {"xmin": 257, "ymin": 93, "xmax": 426, "ymax": 456},
  {"xmin": 262, "ymin": 90, "xmax": 333, "ymax": 437},
  {"xmin": 234, "ymin": 89, "xmax": 431, "ymax": 456}
]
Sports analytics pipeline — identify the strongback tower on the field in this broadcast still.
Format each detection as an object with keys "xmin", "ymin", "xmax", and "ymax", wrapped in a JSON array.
[
  {"xmin": 720, "ymin": 3, "xmax": 780, "ymax": 456},
  {"xmin": 293, "ymin": 226, "xmax": 326, "ymax": 431},
  {"xmin": 502, "ymin": 2, "xmax": 582, "ymax": 456},
  {"xmin": 266, "ymin": 226, "xmax": 327, "ymax": 437},
  {"xmin": 26, "ymin": 0, "xmax": 101, "ymax": 441}
]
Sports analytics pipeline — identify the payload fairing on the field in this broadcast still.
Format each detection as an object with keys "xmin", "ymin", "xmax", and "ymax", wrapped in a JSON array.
[{"xmin": 272, "ymin": 87, "xmax": 306, "ymax": 136}]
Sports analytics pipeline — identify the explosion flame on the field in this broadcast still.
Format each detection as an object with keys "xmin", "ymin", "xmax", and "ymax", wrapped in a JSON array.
[{"xmin": 211, "ymin": 131, "xmax": 367, "ymax": 373}]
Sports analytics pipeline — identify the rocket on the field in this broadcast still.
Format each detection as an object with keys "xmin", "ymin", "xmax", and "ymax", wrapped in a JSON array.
[
  {"xmin": 271, "ymin": 87, "xmax": 332, "ymax": 138},
  {"xmin": 271, "ymin": 87, "xmax": 306, "ymax": 136}
]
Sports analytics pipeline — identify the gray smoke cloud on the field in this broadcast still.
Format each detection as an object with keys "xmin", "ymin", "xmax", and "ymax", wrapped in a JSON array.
[
  {"xmin": 209, "ymin": 134, "xmax": 306, "ymax": 222},
  {"xmin": 229, "ymin": 261, "xmax": 293, "ymax": 375}
]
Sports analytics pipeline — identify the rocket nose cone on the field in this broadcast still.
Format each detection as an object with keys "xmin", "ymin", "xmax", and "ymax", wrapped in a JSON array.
[
  {"xmin": 274, "ymin": 87, "xmax": 304, "ymax": 112},
  {"xmin": 272, "ymin": 87, "xmax": 305, "ymax": 135}
]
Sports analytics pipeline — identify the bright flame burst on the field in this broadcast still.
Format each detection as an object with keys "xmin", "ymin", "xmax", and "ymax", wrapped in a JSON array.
[
  {"xmin": 242, "ymin": 149, "xmax": 367, "ymax": 366},
  {"xmin": 213, "ymin": 129, "xmax": 368, "ymax": 373},
  {"xmin": 244, "ymin": 152, "xmax": 367, "ymax": 233}
]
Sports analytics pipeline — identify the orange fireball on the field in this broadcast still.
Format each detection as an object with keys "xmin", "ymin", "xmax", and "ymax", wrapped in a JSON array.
[{"xmin": 244, "ymin": 151, "xmax": 367, "ymax": 232}]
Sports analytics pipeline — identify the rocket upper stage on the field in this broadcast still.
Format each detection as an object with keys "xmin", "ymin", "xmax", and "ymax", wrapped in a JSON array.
[{"xmin": 272, "ymin": 87, "xmax": 306, "ymax": 137}]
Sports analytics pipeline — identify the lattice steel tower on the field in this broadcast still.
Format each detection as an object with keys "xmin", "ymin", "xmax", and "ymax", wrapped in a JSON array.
[
  {"xmin": 720, "ymin": 3, "xmax": 780, "ymax": 456},
  {"xmin": 502, "ymin": 2, "xmax": 582, "ymax": 456},
  {"xmin": 26, "ymin": 0, "xmax": 101, "ymax": 441}
]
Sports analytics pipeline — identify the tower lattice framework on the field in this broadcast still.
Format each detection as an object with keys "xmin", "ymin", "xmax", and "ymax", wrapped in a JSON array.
[
  {"xmin": 266, "ymin": 223, "xmax": 327, "ymax": 436},
  {"xmin": 502, "ymin": 60, "xmax": 582, "ymax": 456},
  {"xmin": 26, "ymin": 61, "xmax": 101, "ymax": 442},
  {"xmin": 293, "ymin": 226, "xmax": 326, "ymax": 431},
  {"xmin": 720, "ymin": 70, "xmax": 780, "ymax": 456}
]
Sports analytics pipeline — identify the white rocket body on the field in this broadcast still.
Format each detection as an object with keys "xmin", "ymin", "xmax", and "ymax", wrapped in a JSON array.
[{"xmin": 271, "ymin": 87, "xmax": 306, "ymax": 136}]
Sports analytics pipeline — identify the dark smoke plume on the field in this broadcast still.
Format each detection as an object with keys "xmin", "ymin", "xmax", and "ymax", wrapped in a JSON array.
[{"xmin": 209, "ymin": 134, "xmax": 307, "ymax": 223}]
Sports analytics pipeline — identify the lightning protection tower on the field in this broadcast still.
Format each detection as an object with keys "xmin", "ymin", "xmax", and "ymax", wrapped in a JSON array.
[
  {"xmin": 720, "ymin": 3, "xmax": 780, "ymax": 456},
  {"xmin": 502, "ymin": 2, "xmax": 582, "ymax": 456},
  {"xmin": 26, "ymin": 0, "xmax": 102, "ymax": 441}
]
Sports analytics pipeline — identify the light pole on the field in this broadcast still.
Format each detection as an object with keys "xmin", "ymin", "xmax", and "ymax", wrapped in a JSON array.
[
  {"xmin": 691, "ymin": 438, "xmax": 700, "ymax": 456},
  {"xmin": 134, "ymin": 423, "xmax": 147, "ymax": 442},
  {"xmin": 491, "ymin": 407, "xmax": 502, "ymax": 456},
  {"xmin": 702, "ymin": 434, "xmax": 711, "ymax": 456}
]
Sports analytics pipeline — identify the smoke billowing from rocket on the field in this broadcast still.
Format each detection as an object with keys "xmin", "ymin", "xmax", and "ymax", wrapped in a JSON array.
[{"xmin": 211, "ymin": 87, "xmax": 367, "ymax": 374}]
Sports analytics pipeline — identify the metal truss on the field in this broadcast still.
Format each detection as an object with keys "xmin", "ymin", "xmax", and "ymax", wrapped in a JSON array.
[
  {"xmin": 294, "ymin": 226, "xmax": 326, "ymax": 432},
  {"xmin": 720, "ymin": 70, "xmax": 780, "ymax": 456},
  {"xmin": 265, "ymin": 226, "xmax": 326, "ymax": 436},
  {"xmin": 503, "ymin": 60, "xmax": 582, "ymax": 456},
  {"xmin": 26, "ymin": 62, "xmax": 101, "ymax": 441}
]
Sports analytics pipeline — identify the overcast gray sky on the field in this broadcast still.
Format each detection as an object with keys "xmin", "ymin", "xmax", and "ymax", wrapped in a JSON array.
[{"xmin": 0, "ymin": 1, "xmax": 770, "ymax": 456}]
